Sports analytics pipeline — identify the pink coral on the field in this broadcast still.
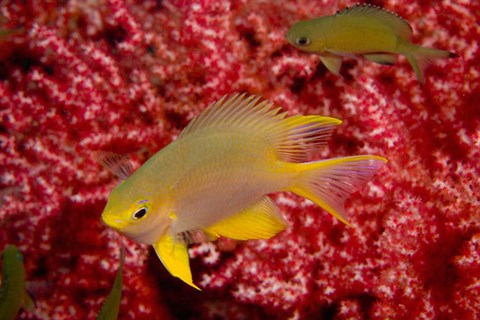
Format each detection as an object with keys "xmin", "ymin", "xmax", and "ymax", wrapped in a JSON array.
[{"xmin": 0, "ymin": 0, "xmax": 478, "ymax": 319}]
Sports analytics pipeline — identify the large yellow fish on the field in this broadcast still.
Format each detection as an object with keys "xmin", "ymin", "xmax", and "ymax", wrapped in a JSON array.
[
  {"xmin": 286, "ymin": 4, "xmax": 458, "ymax": 83},
  {"xmin": 98, "ymin": 94, "xmax": 387, "ymax": 289}
]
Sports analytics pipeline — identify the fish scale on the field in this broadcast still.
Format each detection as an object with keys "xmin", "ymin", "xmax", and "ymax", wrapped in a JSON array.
[{"xmin": 172, "ymin": 130, "xmax": 291, "ymax": 233}]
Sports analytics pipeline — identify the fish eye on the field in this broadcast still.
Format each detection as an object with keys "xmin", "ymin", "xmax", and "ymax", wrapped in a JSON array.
[
  {"xmin": 15, "ymin": 252, "xmax": 23, "ymax": 263},
  {"xmin": 132, "ymin": 207, "xmax": 148, "ymax": 220},
  {"xmin": 295, "ymin": 37, "xmax": 311, "ymax": 46}
]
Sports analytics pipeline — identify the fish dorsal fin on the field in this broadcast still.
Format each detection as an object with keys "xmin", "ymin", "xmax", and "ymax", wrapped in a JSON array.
[
  {"xmin": 178, "ymin": 93, "xmax": 286, "ymax": 139},
  {"xmin": 275, "ymin": 114, "xmax": 342, "ymax": 162},
  {"xmin": 94, "ymin": 151, "xmax": 133, "ymax": 180},
  {"xmin": 205, "ymin": 196, "xmax": 286, "ymax": 240},
  {"xmin": 178, "ymin": 94, "xmax": 342, "ymax": 163},
  {"xmin": 153, "ymin": 234, "xmax": 200, "ymax": 290},
  {"xmin": 337, "ymin": 4, "xmax": 412, "ymax": 40}
]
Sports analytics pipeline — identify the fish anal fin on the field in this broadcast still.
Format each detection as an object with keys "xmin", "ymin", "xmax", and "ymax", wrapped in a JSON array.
[
  {"xmin": 93, "ymin": 151, "xmax": 134, "ymax": 180},
  {"xmin": 205, "ymin": 196, "xmax": 286, "ymax": 241},
  {"xmin": 153, "ymin": 234, "xmax": 200, "ymax": 290},
  {"xmin": 337, "ymin": 4, "xmax": 412, "ymax": 40},
  {"xmin": 364, "ymin": 53, "xmax": 397, "ymax": 65},
  {"xmin": 319, "ymin": 55, "xmax": 343, "ymax": 76}
]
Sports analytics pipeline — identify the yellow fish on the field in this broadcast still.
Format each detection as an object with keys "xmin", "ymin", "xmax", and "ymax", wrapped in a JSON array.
[
  {"xmin": 286, "ymin": 4, "xmax": 458, "ymax": 84},
  {"xmin": 97, "ymin": 245, "xmax": 124, "ymax": 320},
  {"xmin": 0, "ymin": 245, "xmax": 35, "ymax": 320},
  {"xmin": 98, "ymin": 94, "xmax": 387, "ymax": 289}
]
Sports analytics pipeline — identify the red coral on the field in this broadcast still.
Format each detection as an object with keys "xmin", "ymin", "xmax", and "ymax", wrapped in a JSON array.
[{"xmin": 0, "ymin": 0, "xmax": 479, "ymax": 319}]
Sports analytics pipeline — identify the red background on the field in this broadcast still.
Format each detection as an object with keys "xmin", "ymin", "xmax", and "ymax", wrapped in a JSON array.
[{"xmin": 0, "ymin": 0, "xmax": 479, "ymax": 319}]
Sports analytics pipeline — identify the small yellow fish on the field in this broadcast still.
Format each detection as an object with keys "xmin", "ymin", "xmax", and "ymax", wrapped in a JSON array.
[
  {"xmin": 286, "ymin": 4, "xmax": 458, "ymax": 83},
  {"xmin": 0, "ymin": 245, "xmax": 34, "ymax": 320},
  {"xmin": 98, "ymin": 94, "xmax": 387, "ymax": 289}
]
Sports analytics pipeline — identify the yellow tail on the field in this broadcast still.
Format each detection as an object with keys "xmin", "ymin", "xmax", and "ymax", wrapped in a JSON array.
[
  {"xmin": 289, "ymin": 155, "xmax": 387, "ymax": 225},
  {"xmin": 402, "ymin": 42, "xmax": 458, "ymax": 84}
]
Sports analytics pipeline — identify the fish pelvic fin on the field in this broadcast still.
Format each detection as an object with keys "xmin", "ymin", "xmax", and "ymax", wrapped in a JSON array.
[
  {"xmin": 153, "ymin": 234, "xmax": 200, "ymax": 290},
  {"xmin": 205, "ymin": 196, "xmax": 287, "ymax": 241},
  {"xmin": 289, "ymin": 155, "xmax": 387, "ymax": 225},
  {"xmin": 402, "ymin": 42, "xmax": 458, "ymax": 84},
  {"xmin": 319, "ymin": 54, "xmax": 343, "ymax": 76}
]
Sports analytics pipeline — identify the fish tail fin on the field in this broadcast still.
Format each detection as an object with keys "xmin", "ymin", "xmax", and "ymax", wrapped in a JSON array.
[
  {"xmin": 289, "ymin": 155, "xmax": 387, "ymax": 225},
  {"xmin": 404, "ymin": 44, "xmax": 458, "ymax": 84}
]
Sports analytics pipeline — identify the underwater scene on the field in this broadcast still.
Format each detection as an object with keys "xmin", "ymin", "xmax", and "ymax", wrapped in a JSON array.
[{"xmin": 0, "ymin": 0, "xmax": 479, "ymax": 319}]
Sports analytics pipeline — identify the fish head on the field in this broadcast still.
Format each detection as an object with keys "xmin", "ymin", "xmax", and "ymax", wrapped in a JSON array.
[
  {"xmin": 286, "ymin": 19, "xmax": 326, "ymax": 53},
  {"xmin": 101, "ymin": 179, "xmax": 173, "ymax": 245},
  {"xmin": 2, "ymin": 244, "xmax": 23, "ymax": 264}
]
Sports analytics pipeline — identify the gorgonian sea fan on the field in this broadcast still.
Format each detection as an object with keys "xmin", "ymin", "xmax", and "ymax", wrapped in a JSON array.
[{"xmin": 0, "ymin": 0, "xmax": 479, "ymax": 319}]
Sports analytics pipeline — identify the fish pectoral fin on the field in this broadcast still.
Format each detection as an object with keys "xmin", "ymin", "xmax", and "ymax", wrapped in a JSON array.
[
  {"xmin": 205, "ymin": 196, "xmax": 287, "ymax": 241},
  {"xmin": 319, "ymin": 55, "xmax": 343, "ymax": 76},
  {"xmin": 364, "ymin": 53, "xmax": 397, "ymax": 65},
  {"xmin": 153, "ymin": 234, "xmax": 201, "ymax": 290}
]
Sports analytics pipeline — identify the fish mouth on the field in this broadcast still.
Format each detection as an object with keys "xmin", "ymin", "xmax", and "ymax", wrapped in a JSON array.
[
  {"xmin": 285, "ymin": 32, "xmax": 294, "ymax": 45},
  {"xmin": 101, "ymin": 212, "xmax": 129, "ymax": 230}
]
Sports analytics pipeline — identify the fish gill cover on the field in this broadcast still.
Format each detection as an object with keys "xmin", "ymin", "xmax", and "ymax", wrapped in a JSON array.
[{"xmin": 0, "ymin": 0, "xmax": 478, "ymax": 319}]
